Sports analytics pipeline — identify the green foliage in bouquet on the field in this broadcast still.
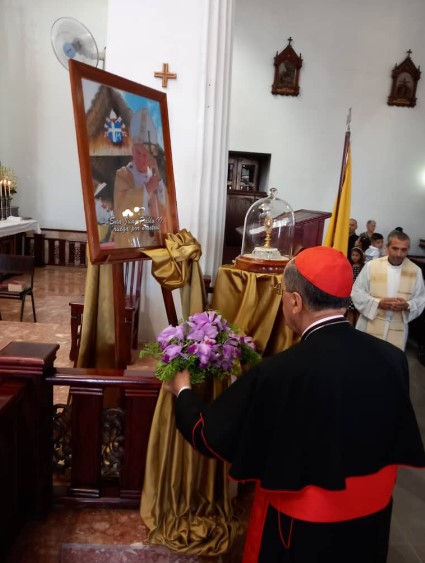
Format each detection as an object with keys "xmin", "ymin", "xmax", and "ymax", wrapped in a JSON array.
[{"xmin": 140, "ymin": 310, "xmax": 261, "ymax": 385}]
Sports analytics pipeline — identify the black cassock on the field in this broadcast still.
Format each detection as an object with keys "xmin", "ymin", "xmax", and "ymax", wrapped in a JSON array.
[{"xmin": 175, "ymin": 319, "xmax": 425, "ymax": 562}]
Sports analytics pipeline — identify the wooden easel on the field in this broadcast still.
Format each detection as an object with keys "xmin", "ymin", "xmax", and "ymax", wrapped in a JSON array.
[{"xmin": 112, "ymin": 259, "xmax": 178, "ymax": 369}]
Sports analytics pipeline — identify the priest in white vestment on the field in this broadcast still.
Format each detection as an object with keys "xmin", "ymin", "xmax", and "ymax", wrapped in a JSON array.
[{"xmin": 351, "ymin": 230, "xmax": 425, "ymax": 350}]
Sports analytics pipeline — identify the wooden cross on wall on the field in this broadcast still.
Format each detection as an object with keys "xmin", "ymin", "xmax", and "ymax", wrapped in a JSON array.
[{"xmin": 154, "ymin": 63, "xmax": 177, "ymax": 88}]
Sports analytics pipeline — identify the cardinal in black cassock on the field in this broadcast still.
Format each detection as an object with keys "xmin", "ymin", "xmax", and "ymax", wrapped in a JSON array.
[{"xmin": 164, "ymin": 246, "xmax": 425, "ymax": 563}]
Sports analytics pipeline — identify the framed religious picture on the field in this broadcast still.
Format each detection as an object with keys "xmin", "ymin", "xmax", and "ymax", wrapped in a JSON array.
[
  {"xmin": 271, "ymin": 37, "xmax": 303, "ymax": 96},
  {"xmin": 387, "ymin": 50, "xmax": 421, "ymax": 108},
  {"xmin": 69, "ymin": 60, "xmax": 179, "ymax": 264}
]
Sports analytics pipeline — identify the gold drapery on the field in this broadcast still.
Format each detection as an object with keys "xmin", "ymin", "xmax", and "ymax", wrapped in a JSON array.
[
  {"xmin": 211, "ymin": 265, "xmax": 295, "ymax": 356},
  {"xmin": 142, "ymin": 228, "xmax": 207, "ymax": 318},
  {"xmin": 140, "ymin": 231, "xmax": 242, "ymax": 555},
  {"xmin": 140, "ymin": 379, "xmax": 239, "ymax": 556},
  {"xmin": 77, "ymin": 260, "xmax": 115, "ymax": 369}
]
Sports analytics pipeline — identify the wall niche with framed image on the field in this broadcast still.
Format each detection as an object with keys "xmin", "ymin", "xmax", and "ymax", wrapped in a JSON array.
[
  {"xmin": 387, "ymin": 49, "xmax": 421, "ymax": 108},
  {"xmin": 223, "ymin": 151, "xmax": 271, "ymax": 264}
]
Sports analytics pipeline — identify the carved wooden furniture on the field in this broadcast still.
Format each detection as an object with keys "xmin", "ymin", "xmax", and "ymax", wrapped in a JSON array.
[
  {"xmin": 0, "ymin": 340, "xmax": 161, "ymax": 518},
  {"xmin": 0, "ymin": 342, "xmax": 58, "ymax": 559},
  {"xmin": 0, "ymin": 254, "xmax": 37, "ymax": 321},
  {"xmin": 47, "ymin": 367, "xmax": 161, "ymax": 505}
]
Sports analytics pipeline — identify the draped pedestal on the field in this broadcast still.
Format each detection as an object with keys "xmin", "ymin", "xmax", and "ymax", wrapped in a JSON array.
[
  {"xmin": 140, "ymin": 378, "xmax": 240, "ymax": 556},
  {"xmin": 211, "ymin": 265, "xmax": 295, "ymax": 356}
]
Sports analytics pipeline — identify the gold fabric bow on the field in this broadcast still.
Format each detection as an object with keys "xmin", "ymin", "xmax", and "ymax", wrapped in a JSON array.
[{"xmin": 143, "ymin": 229, "xmax": 207, "ymax": 319}]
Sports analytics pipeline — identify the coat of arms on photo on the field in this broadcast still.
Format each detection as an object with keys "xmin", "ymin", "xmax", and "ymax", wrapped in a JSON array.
[{"xmin": 104, "ymin": 110, "xmax": 127, "ymax": 145}]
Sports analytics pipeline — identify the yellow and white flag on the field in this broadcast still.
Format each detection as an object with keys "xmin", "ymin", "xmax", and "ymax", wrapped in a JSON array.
[{"xmin": 324, "ymin": 142, "xmax": 352, "ymax": 255}]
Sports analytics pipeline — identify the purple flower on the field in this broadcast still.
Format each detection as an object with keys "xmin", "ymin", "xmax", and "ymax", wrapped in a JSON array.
[
  {"xmin": 162, "ymin": 344, "xmax": 183, "ymax": 363},
  {"xmin": 142, "ymin": 309, "xmax": 261, "ymax": 383},
  {"xmin": 222, "ymin": 343, "xmax": 239, "ymax": 360},
  {"xmin": 187, "ymin": 312, "xmax": 219, "ymax": 341},
  {"xmin": 157, "ymin": 324, "xmax": 185, "ymax": 346},
  {"xmin": 197, "ymin": 344, "xmax": 211, "ymax": 368},
  {"xmin": 187, "ymin": 341, "xmax": 213, "ymax": 367}
]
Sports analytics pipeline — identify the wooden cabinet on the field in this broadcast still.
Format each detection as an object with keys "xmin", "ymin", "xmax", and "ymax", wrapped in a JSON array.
[
  {"xmin": 293, "ymin": 209, "xmax": 332, "ymax": 252},
  {"xmin": 222, "ymin": 190, "xmax": 267, "ymax": 264},
  {"xmin": 227, "ymin": 156, "xmax": 260, "ymax": 192},
  {"xmin": 223, "ymin": 151, "xmax": 271, "ymax": 264}
]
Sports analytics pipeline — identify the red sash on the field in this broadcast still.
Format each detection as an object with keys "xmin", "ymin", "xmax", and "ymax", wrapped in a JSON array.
[{"xmin": 242, "ymin": 465, "xmax": 397, "ymax": 563}]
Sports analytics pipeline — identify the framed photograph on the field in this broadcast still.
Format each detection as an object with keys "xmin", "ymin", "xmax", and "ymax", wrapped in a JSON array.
[
  {"xmin": 271, "ymin": 38, "xmax": 303, "ymax": 97},
  {"xmin": 387, "ymin": 51, "xmax": 421, "ymax": 108},
  {"xmin": 69, "ymin": 60, "xmax": 179, "ymax": 264}
]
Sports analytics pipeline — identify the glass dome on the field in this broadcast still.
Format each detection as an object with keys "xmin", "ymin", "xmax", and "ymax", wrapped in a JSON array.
[{"xmin": 235, "ymin": 188, "xmax": 295, "ymax": 273}]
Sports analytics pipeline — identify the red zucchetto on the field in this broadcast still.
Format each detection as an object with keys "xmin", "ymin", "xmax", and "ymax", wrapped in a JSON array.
[{"xmin": 294, "ymin": 246, "xmax": 353, "ymax": 298}]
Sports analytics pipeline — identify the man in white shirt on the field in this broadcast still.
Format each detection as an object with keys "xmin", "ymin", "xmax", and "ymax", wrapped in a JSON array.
[{"xmin": 351, "ymin": 230, "xmax": 425, "ymax": 350}]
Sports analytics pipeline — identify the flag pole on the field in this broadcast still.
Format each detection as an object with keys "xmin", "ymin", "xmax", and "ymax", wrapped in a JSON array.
[{"xmin": 330, "ymin": 108, "xmax": 352, "ymax": 246}]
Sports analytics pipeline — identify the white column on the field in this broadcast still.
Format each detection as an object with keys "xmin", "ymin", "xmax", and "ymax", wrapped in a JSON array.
[{"xmin": 191, "ymin": 0, "xmax": 235, "ymax": 280}]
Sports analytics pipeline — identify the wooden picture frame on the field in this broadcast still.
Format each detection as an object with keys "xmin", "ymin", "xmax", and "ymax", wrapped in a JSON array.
[
  {"xmin": 69, "ymin": 60, "xmax": 179, "ymax": 264},
  {"xmin": 387, "ymin": 50, "xmax": 421, "ymax": 108},
  {"xmin": 271, "ymin": 37, "xmax": 303, "ymax": 97}
]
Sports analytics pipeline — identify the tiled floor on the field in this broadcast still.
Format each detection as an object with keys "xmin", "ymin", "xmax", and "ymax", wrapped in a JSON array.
[
  {"xmin": 0, "ymin": 265, "xmax": 86, "ymax": 368},
  {"xmin": 389, "ymin": 348, "xmax": 425, "ymax": 563},
  {"xmin": 2, "ymin": 265, "xmax": 425, "ymax": 562}
]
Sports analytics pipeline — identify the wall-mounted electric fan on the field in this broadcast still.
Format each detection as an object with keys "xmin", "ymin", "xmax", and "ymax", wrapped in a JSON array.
[{"xmin": 51, "ymin": 17, "xmax": 105, "ymax": 70}]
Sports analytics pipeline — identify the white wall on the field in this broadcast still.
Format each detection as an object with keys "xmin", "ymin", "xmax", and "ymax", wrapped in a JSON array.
[
  {"xmin": 0, "ymin": 0, "xmax": 107, "ymax": 229},
  {"xmin": 230, "ymin": 0, "xmax": 425, "ymax": 251}
]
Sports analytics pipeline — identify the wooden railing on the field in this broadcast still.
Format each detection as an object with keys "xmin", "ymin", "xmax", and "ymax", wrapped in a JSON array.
[
  {"xmin": 0, "ymin": 341, "xmax": 161, "ymax": 559},
  {"xmin": 47, "ymin": 368, "xmax": 161, "ymax": 505},
  {"xmin": 25, "ymin": 229, "xmax": 87, "ymax": 267}
]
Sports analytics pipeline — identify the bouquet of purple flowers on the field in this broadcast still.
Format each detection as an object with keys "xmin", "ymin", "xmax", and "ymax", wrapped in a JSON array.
[{"xmin": 140, "ymin": 310, "xmax": 261, "ymax": 384}]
